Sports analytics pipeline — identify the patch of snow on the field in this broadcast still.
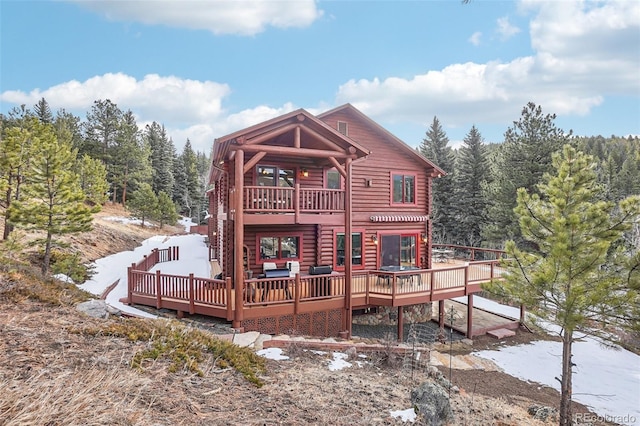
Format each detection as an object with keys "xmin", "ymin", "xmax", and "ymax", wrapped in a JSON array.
[
  {"xmin": 54, "ymin": 273, "xmax": 74, "ymax": 284},
  {"xmin": 102, "ymin": 216, "xmax": 155, "ymax": 227},
  {"xmin": 256, "ymin": 347, "xmax": 289, "ymax": 360},
  {"xmin": 178, "ymin": 216, "xmax": 196, "ymax": 232},
  {"xmin": 328, "ymin": 352, "xmax": 352, "ymax": 371},
  {"xmin": 390, "ymin": 408, "xmax": 417, "ymax": 423}
]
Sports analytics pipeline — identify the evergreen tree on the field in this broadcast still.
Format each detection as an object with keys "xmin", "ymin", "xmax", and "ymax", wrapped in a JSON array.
[
  {"xmin": 53, "ymin": 109, "xmax": 84, "ymax": 154},
  {"xmin": 0, "ymin": 112, "xmax": 38, "ymax": 240},
  {"xmin": 453, "ymin": 126, "xmax": 489, "ymax": 247},
  {"xmin": 8, "ymin": 121, "xmax": 96, "ymax": 274},
  {"xmin": 181, "ymin": 139, "xmax": 201, "ymax": 221},
  {"xmin": 110, "ymin": 110, "xmax": 152, "ymax": 205},
  {"xmin": 485, "ymin": 145, "xmax": 640, "ymax": 426},
  {"xmin": 419, "ymin": 117, "xmax": 456, "ymax": 243},
  {"xmin": 172, "ymin": 153, "xmax": 189, "ymax": 213},
  {"xmin": 128, "ymin": 183, "xmax": 158, "ymax": 227},
  {"xmin": 483, "ymin": 102, "xmax": 572, "ymax": 247},
  {"xmin": 145, "ymin": 122, "xmax": 174, "ymax": 196},
  {"xmin": 34, "ymin": 98, "xmax": 53, "ymax": 124},
  {"xmin": 76, "ymin": 154, "xmax": 109, "ymax": 206},
  {"xmin": 83, "ymin": 99, "xmax": 122, "ymax": 162},
  {"xmin": 156, "ymin": 191, "xmax": 179, "ymax": 228}
]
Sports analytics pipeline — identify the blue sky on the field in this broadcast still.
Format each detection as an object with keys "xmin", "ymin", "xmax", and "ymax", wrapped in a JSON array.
[{"xmin": 1, "ymin": 0, "xmax": 639, "ymax": 154}]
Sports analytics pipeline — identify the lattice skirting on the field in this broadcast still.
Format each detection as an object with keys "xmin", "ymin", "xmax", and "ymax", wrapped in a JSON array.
[{"xmin": 242, "ymin": 309, "xmax": 344, "ymax": 337}]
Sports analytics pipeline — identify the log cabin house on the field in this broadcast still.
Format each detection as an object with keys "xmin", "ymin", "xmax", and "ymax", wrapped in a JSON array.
[{"xmin": 199, "ymin": 104, "xmax": 506, "ymax": 339}]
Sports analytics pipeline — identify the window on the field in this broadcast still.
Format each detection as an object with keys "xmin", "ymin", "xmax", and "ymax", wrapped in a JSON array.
[
  {"xmin": 335, "ymin": 231, "xmax": 363, "ymax": 269},
  {"xmin": 392, "ymin": 173, "xmax": 416, "ymax": 204},
  {"xmin": 326, "ymin": 169, "xmax": 342, "ymax": 189},
  {"xmin": 257, "ymin": 166, "xmax": 295, "ymax": 187},
  {"xmin": 259, "ymin": 235, "xmax": 300, "ymax": 261},
  {"xmin": 337, "ymin": 121, "xmax": 348, "ymax": 136},
  {"xmin": 380, "ymin": 233, "xmax": 419, "ymax": 268}
]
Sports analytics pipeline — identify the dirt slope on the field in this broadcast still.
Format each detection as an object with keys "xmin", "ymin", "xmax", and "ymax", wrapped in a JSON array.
[{"xmin": 0, "ymin": 204, "xmax": 615, "ymax": 425}]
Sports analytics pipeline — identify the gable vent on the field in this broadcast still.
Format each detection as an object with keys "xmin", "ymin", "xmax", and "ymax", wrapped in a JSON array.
[{"xmin": 337, "ymin": 121, "xmax": 348, "ymax": 136}]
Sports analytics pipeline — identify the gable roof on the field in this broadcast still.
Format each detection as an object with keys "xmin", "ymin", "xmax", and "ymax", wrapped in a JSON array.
[
  {"xmin": 317, "ymin": 104, "xmax": 446, "ymax": 178},
  {"xmin": 212, "ymin": 108, "xmax": 370, "ymax": 164}
]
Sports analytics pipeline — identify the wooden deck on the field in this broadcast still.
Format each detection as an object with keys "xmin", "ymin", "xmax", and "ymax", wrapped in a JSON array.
[{"xmin": 126, "ymin": 249, "xmax": 505, "ymax": 338}]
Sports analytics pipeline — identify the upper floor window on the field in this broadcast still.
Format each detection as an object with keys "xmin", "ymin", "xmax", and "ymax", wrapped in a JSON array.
[
  {"xmin": 257, "ymin": 166, "xmax": 295, "ymax": 187},
  {"xmin": 259, "ymin": 234, "xmax": 300, "ymax": 261},
  {"xmin": 392, "ymin": 173, "xmax": 416, "ymax": 204},
  {"xmin": 337, "ymin": 121, "xmax": 348, "ymax": 136},
  {"xmin": 326, "ymin": 169, "xmax": 342, "ymax": 190}
]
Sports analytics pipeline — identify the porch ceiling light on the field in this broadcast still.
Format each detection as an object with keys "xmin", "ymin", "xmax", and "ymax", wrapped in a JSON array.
[
  {"xmin": 371, "ymin": 235, "xmax": 378, "ymax": 245},
  {"xmin": 300, "ymin": 168, "xmax": 309, "ymax": 178}
]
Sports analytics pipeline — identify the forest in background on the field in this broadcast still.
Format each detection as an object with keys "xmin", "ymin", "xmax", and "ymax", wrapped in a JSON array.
[
  {"xmin": 420, "ymin": 102, "xmax": 639, "ymax": 250},
  {"xmin": 1, "ymin": 99, "xmax": 638, "ymax": 252}
]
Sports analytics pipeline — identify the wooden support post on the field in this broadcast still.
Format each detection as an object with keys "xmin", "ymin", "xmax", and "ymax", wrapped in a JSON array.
[
  {"xmin": 226, "ymin": 277, "xmax": 233, "ymax": 321},
  {"xmin": 438, "ymin": 300, "xmax": 445, "ymax": 329},
  {"xmin": 397, "ymin": 307, "xmax": 404, "ymax": 342},
  {"xmin": 520, "ymin": 304, "xmax": 526, "ymax": 324},
  {"xmin": 188, "ymin": 273, "xmax": 195, "ymax": 315},
  {"xmin": 155, "ymin": 269, "xmax": 162, "ymax": 309},
  {"xmin": 127, "ymin": 265, "xmax": 134, "ymax": 305},
  {"xmin": 294, "ymin": 275, "xmax": 300, "ymax": 315},
  {"xmin": 467, "ymin": 294, "xmax": 474, "ymax": 338}
]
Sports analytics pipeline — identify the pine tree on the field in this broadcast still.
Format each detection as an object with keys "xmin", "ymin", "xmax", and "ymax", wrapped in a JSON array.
[
  {"xmin": 83, "ymin": 99, "xmax": 122, "ymax": 162},
  {"xmin": 34, "ymin": 98, "xmax": 53, "ymax": 124},
  {"xmin": 1, "ymin": 113, "xmax": 38, "ymax": 240},
  {"xmin": 181, "ymin": 140, "xmax": 201, "ymax": 222},
  {"xmin": 453, "ymin": 126, "xmax": 489, "ymax": 247},
  {"xmin": 8, "ymin": 121, "xmax": 96, "ymax": 274},
  {"xmin": 483, "ymin": 102, "xmax": 572, "ymax": 247},
  {"xmin": 419, "ymin": 117, "xmax": 456, "ymax": 243},
  {"xmin": 128, "ymin": 183, "xmax": 158, "ymax": 227},
  {"xmin": 110, "ymin": 110, "xmax": 152, "ymax": 205},
  {"xmin": 145, "ymin": 122, "xmax": 174, "ymax": 196},
  {"xmin": 156, "ymin": 191, "xmax": 179, "ymax": 228},
  {"xmin": 485, "ymin": 145, "xmax": 640, "ymax": 426},
  {"xmin": 76, "ymin": 154, "xmax": 109, "ymax": 206}
]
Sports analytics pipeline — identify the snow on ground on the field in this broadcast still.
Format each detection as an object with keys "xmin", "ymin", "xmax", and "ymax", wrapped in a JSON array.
[
  {"xmin": 78, "ymin": 217, "xmax": 209, "ymax": 318},
  {"xmin": 78, "ymin": 220, "xmax": 639, "ymax": 425},
  {"xmin": 455, "ymin": 296, "xmax": 640, "ymax": 426}
]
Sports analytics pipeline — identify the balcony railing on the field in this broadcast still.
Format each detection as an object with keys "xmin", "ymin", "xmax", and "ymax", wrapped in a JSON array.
[{"xmin": 243, "ymin": 186, "xmax": 345, "ymax": 213}]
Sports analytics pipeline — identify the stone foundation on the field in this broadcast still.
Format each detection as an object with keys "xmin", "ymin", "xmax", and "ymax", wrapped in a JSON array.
[{"xmin": 352, "ymin": 303, "xmax": 432, "ymax": 326}]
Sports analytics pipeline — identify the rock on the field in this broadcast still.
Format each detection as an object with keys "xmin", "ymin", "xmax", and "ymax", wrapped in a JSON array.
[
  {"xmin": 76, "ymin": 299, "xmax": 112, "ymax": 319},
  {"xmin": 411, "ymin": 381, "xmax": 454, "ymax": 426},
  {"xmin": 527, "ymin": 404, "xmax": 558, "ymax": 422}
]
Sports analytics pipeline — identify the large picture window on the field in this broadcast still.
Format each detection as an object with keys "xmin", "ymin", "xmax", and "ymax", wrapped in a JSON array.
[
  {"xmin": 259, "ymin": 235, "xmax": 300, "ymax": 261},
  {"xmin": 380, "ymin": 233, "xmax": 419, "ymax": 268},
  {"xmin": 257, "ymin": 166, "xmax": 295, "ymax": 187},
  {"xmin": 391, "ymin": 173, "xmax": 416, "ymax": 204},
  {"xmin": 335, "ymin": 231, "xmax": 363, "ymax": 269}
]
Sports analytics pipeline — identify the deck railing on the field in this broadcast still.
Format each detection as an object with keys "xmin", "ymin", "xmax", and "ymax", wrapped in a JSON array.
[
  {"xmin": 243, "ymin": 186, "xmax": 345, "ymax": 213},
  {"xmin": 432, "ymin": 244, "xmax": 506, "ymax": 261},
  {"xmin": 127, "ymin": 246, "xmax": 505, "ymax": 322}
]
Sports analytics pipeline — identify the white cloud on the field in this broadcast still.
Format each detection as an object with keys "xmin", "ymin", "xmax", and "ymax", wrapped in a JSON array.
[
  {"xmin": 495, "ymin": 16, "xmax": 520, "ymax": 40},
  {"xmin": 0, "ymin": 72, "xmax": 295, "ymax": 154},
  {"xmin": 335, "ymin": 0, "xmax": 638, "ymax": 133},
  {"xmin": 468, "ymin": 31, "xmax": 482, "ymax": 46},
  {"xmin": 70, "ymin": 0, "xmax": 323, "ymax": 36}
]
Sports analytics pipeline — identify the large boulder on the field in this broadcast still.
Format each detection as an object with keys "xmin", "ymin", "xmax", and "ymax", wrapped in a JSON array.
[
  {"xmin": 411, "ymin": 381, "xmax": 454, "ymax": 426},
  {"xmin": 76, "ymin": 299, "xmax": 120, "ymax": 319}
]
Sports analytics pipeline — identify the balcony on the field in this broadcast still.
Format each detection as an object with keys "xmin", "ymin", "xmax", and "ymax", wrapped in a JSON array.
[{"xmin": 241, "ymin": 186, "xmax": 345, "ymax": 224}]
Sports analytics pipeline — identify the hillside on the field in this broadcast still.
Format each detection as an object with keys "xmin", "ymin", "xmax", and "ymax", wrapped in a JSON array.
[{"xmin": 0, "ymin": 205, "xmax": 616, "ymax": 425}]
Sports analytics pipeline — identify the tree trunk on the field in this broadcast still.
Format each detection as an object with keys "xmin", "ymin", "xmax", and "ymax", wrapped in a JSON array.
[
  {"xmin": 2, "ymin": 178, "xmax": 14, "ymax": 240},
  {"xmin": 559, "ymin": 330, "xmax": 574, "ymax": 426},
  {"xmin": 122, "ymin": 167, "xmax": 128, "ymax": 207},
  {"xmin": 42, "ymin": 231, "xmax": 52, "ymax": 275}
]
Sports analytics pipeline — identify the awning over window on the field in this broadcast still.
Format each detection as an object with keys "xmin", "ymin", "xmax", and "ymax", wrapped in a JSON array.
[{"xmin": 369, "ymin": 215, "xmax": 429, "ymax": 223}]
